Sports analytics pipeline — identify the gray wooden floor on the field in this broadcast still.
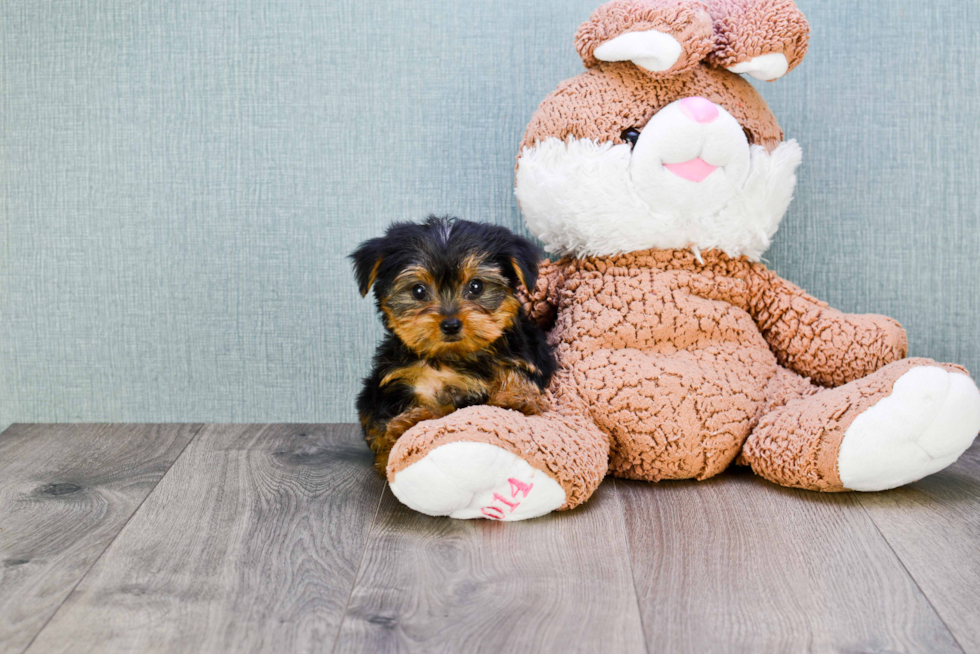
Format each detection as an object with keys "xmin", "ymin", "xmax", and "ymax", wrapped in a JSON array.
[{"xmin": 1, "ymin": 424, "xmax": 978, "ymax": 653}]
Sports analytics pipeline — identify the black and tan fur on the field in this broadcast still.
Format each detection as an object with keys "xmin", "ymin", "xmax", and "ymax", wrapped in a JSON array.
[{"xmin": 351, "ymin": 216, "xmax": 557, "ymax": 474}]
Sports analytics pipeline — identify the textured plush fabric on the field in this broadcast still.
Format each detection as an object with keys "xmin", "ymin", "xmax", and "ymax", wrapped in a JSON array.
[
  {"xmin": 520, "ymin": 63, "xmax": 783, "ymax": 151},
  {"xmin": 514, "ymin": 136, "xmax": 802, "ymax": 259},
  {"xmin": 740, "ymin": 358, "xmax": 970, "ymax": 491},
  {"xmin": 388, "ymin": 247, "xmax": 962, "ymax": 504},
  {"xmin": 1, "ymin": 0, "xmax": 979, "ymax": 426},
  {"xmin": 388, "ymin": 371, "xmax": 611, "ymax": 510},
  {"xmin": 531, "ymin": 248, "xmax": 911, "ymax": 485},
  {"xmin": 575, "ymin": 0, "xmax": 715, "ymax": 74},
  {"xmin": 526, "ymin": 250, "xmax": 908, "ymax": 388},
  {"xmin": 706, "ymin": 0, "xmax": 809, "ymax": 72},
  {"xmin": 573, "ymin": 0, "xmax": 808, "ymax": 77},
  {"xmin": 385, "ymin": 0, "xmax": 980, "ymax": 515}
]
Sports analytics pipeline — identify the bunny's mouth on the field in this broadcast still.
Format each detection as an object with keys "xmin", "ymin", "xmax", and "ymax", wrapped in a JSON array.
[{"xmin": 663, "ymin": 158, "xmax": 718, "ymax": 183}]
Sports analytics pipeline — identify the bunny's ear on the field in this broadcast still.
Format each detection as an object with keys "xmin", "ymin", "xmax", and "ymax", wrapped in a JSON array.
[
  {"xmin": 704, "ymin": 0, "xmax": 809, "ymax": 81},
  {"xmin": 574, "ymin": 0, "xmax": 714, "ymax": 77}
]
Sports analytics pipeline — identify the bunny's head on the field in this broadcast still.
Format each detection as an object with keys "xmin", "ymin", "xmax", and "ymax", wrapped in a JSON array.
[{"xmin": 515, "ymin": 0, "xmax": 809, "ymax": 260}]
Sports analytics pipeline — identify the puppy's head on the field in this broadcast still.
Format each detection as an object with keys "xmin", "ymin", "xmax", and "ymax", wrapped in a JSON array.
[{"xmin": 350, "ymin": 216, "xmax": 540, "ymax": 358}]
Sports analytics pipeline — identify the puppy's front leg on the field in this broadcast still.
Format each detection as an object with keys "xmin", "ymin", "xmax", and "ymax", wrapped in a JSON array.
[
  {"xmin": 373, "ymin": 406, "xmax": 446, "ymax": 475},
  {"xmin": 487, "ymin": 370, "xmax": 549, "ymax": 416}
]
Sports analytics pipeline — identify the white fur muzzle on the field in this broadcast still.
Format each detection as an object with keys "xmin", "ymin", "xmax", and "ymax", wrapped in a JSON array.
[{"xmin": 515, "ymin": 135, "xmax": 802, "ymax": 261}]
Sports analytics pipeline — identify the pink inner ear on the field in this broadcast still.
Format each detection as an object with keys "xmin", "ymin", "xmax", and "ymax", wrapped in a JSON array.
[{"xmin": 663, "ymin": 158, "xmax": 718, "ymax": 183}]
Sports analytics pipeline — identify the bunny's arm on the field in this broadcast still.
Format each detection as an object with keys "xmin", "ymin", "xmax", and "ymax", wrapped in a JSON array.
[{"xmin": 746, "ymin": 265, "xmax": 907, "ymax": 387}]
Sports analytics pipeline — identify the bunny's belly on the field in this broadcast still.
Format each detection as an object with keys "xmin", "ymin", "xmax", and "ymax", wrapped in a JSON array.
[{"xmin": 550, "ymin": 265, "xmax": 782, "ymax": 480}]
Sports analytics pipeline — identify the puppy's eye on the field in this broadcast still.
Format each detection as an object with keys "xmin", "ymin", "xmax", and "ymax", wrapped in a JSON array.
[
  {"xmin": 411, "ymin": 284, "xmax": 428, "ymax": 301},
  {"xmin": 466, "ymin": 279, "xmax": 484, "ymax": 297},
  {"xmin": 621, "ymin": 128, "xmax": 641, "ymax": 148}
]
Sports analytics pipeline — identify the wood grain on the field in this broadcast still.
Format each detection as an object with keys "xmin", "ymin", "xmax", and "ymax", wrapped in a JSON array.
[
  {"xmin": 25, "ymin": 424, "xmax": 385, "ymax": 654},
  {"xmin": 619, "ymin": 469, "xmax": 963, "ymax": 654},
  {"xmin": 8, "ymin": 423, "xmax": 978, "ymax": 653},
  {"xmin": 335, "ymin": 481, "xmax": 646, "ymax": 653},
  {"xmin": 0, "ymin": 424, "xmax": 201, "ymax": 653},
  {"xmin": 857, "ymin": 440, "xmax": 980, "ymax": 652}
]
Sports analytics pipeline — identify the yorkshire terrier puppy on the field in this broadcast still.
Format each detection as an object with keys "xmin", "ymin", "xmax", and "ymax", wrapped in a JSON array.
[{"xmin": 351, "ymin": 216, "xmax": 557, "ymax": 474}]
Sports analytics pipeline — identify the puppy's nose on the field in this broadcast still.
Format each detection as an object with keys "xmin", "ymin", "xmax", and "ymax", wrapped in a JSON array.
[
  {"xmin": 440, "ymin": 317, "xmax": 463, "ymax": 336},
  {"xmin": 679, "ymin": 96, "xmax": 719, "ymax": 124}
]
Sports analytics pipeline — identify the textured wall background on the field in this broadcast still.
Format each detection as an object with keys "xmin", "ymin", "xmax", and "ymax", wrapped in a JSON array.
[{"xmin": 1, "ymin": 0, "xmax": 978, "ymax": 428}]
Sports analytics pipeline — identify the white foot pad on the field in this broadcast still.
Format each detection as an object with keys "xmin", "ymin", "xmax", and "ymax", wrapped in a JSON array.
[
  {"xmin": 389, "ymin": 442, "xmax": 566, "ymax": 521},
  {"xmin": 839, "ymin": 367, "xmax": 980, "ymax": 491}
]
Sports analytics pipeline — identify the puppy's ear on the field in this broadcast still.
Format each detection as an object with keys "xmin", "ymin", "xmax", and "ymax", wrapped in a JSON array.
[
  {"xmin": 500, "ymin": 234, "xmax": 541, "ymax": 294},
  {"xmin": 349, "ymin": 237, "xmax": 386, "ymax": 297}
]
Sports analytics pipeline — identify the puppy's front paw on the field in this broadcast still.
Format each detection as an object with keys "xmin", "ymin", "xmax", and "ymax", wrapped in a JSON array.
[
  {"xmin": 515, "ymin": 393, "xmax": 550, "ymax": 416},
  {"xmin": 488, "ymin": 388, "xmax": 549, "ymax": 416},
  {"xmin": 386, "ymin": 406, "xmax": 446, "ymax": 443},
  {"xmin": 372, "ymin": 406, "xmax": 444, "ymax": 475}
]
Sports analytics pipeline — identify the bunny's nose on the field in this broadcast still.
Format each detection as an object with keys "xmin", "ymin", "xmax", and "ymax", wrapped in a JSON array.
[{"xmin": 679, "ymin": 96, "xmax": 719, "ymax": 124}]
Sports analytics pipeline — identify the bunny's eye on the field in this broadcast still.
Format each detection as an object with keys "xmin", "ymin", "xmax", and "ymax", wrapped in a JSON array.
[{"xmin": 621, "ymin": 128, "xmax": 641, "ymax": 148}]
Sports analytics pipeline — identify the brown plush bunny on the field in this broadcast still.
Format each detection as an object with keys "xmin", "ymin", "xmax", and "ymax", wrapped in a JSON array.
[{"xmin": 382, "ymin": 0, "xmax": 980, "ymax": 521}]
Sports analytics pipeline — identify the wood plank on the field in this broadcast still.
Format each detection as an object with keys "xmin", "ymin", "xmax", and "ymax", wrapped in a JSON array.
[
  {"xmin": 619, "ymin": 467, "xmax": 962, "ymax": 654},
  {"xmin": 0, "ymin": 424, "xmax": 201, "ymax": 653},
  {"xmin": 25, "ymin": 424, "xmax": 385, "ymax": 653},
  {"xmin": 857, "ymin": 440, "xmax": 980, "ymax": 652},
  {"xmin": 335, "ymin": 480, "xmax": 646, "ymax": 653}
]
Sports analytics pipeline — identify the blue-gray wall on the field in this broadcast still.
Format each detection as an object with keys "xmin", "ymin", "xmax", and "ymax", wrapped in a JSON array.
[{"xmin": 2, "ymin": 1, "xmax": 978, "ymax": 427}]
